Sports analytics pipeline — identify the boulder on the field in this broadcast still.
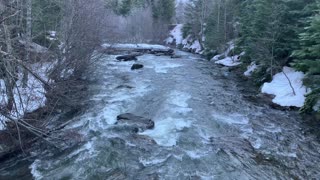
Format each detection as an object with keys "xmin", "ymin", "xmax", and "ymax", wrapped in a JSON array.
[
  {"xmin": 131, "ymin": 64, "xmax": 144, "ymax": 70},
  {"xmin": 116, "ymin": 113, "xmax": 154, "ymax": 131}
]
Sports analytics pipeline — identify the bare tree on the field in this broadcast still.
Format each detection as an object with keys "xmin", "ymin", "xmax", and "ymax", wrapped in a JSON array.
[{"xmin": 22, "ymin": 0, "xmax": 32, "ymax": 88}]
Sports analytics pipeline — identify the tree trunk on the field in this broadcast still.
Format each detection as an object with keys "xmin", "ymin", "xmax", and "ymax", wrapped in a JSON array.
[
  {"xmin": 2, "ymin": 24, "xmax": 16, "ymax": 112},
  {"xmin": 224, "ymin": 0, "xmax": 227, "ymax": 43},
  {"xmin": 217, "ymin": 0, "xmax": 221, "ymax": 34},
  {"xmin": 23, "ymin": 0, "xmax": 32, "ymax": 88}
]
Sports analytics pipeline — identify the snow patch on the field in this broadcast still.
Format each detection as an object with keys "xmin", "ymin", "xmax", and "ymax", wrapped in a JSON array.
[
  {"xmin": 166, "ymin": 24, "xmax": 203, "ymax": 53},
  {"xmin": 215, "ymin": 55, "xmax": 241, "ymax": 67},
  {"xmin": 189, "ymin": 40, "xmax": 202, "ymax": 53},
  {"xmin": 166, "ymin": 24, "xmax": 183, "ymax": 45},
  {"xmin": 261, "ymin": 67, "xmax": 309, "ymax": 107},
  {"xmin": 211, "ymin": 41, "xmax": 235, "ymax": 61},
  {"xmin": 244, "ymin": 62, "xmax": 257, "ymax": 76},
  {"xmin": 0, "ymin": 62, "xmax": 51, "ymax": 130},
  {"xmin": 212, "ymin": 41, "xmax": 242, "ymax": 67}
]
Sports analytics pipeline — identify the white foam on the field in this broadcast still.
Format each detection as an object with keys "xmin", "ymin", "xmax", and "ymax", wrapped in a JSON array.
[
  {"xmin": 139, "ymin": 90, "xmax": 193, "ymax": 146},
  {"xmin": 252, "ymin": 138, "xmax": 262, "ymax": 149},
  {"xmin": 185, "ymin": 150, "xmax": 208, "ymax": 159},
  {"xmin": 140, "ymin": 117, "xmax": 191, "ymax": 146},
  {"xmin": 139, "ymin": 155, "xmax": 171, "ymax": 166},
  {"xmin": 277, "ymin": 152, "xmax": 297, "ymax": 158},
  {"xmin": 30, "ymin": 160, "xmax": 43, "ymax": 180},
  {"xmin": 169, "ymin": 91, "xmax": 191, "ymax": 108},
  {"xmin": 140, "ymin": 55, "xmax": 183, "ymax": 74}
]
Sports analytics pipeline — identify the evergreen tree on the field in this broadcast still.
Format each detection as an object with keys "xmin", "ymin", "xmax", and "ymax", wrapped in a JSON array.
[
  {"xmin": 105, "ymin": 0, "xmax": 150, "ymax": 16},
  {"xmin": 292, "ymin": 2, "xmax": 320, "ymax": 114},
  {"xmin": 183, "ymin": 0, "xmax": 202, "ymax": 38},
  {"xmin": 151, "ymin": 0, "xmax": 175, "ymax": 24},
  {"xmin": 205, "ymin": 0, "xmax": 240, "ymax": 52},
  {"xmin": 182, "ymin": 0, "xmax": 212, "ymax": 49}
]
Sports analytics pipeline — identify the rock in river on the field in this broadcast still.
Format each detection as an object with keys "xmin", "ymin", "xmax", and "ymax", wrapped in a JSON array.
[
  {"xmin": 131, "ymin": 64, "xmax": 144, "ymax": 70},
  {"xmin": 116, "ymin": 113, "xmax": 154, "ymax": 131}
]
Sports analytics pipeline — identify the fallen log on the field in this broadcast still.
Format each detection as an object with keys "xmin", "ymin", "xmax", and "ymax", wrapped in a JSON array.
[
  {"xmin": 149, "ymin": 48, "xmax": 174, "ymax": 56},
  {"xmin": 116, "ymin": 52, "xmax": 143, "ymax": 61}
]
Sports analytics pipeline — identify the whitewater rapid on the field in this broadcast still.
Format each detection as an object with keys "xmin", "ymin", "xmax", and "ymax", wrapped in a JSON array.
[{"xmin": 1, "ymin": 48, "xmax": 319, "ymax": 179}]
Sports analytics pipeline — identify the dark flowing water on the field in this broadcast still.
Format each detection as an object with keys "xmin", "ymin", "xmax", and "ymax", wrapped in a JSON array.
[{"xmin": 1, "ymin": 48, "xmax": 320, "ymax": 179}]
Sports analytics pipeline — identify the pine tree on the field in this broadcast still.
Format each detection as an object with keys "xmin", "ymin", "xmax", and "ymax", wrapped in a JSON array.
[
  {"xmin": 151, "ymin": 0, "xmax": 175, "ymax": 24},
  {"xmin": 205, "ymin": 0, "xmax": 239, "ymax": 52},
  {"xmin": 292, "ymin": 3, "xmax": 320, "ymax": 114}
]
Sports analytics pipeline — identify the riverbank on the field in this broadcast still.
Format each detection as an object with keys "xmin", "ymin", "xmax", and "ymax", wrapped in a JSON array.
[{"xmin": 221, "ymin": 64, "xmax": 320, "ymax": 140}]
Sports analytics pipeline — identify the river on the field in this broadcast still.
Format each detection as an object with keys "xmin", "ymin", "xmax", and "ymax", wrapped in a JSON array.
[{"xmin": 1, "ymin": 48, "xmax": 320, "ymax": 179}]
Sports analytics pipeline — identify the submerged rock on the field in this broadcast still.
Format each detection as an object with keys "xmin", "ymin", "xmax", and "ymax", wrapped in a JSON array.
[
  {"xmin": 171, "ymin": 55, "xmax": 182, "ymax": 59},
  {"xmin": 116, "ymin": 113, "xmax": 154, "ymax": 131},
  {"xmin": 131, "ymin": 64, "xmax": 144, "ymax": 70}
]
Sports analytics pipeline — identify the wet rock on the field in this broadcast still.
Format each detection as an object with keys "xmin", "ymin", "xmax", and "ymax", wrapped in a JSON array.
[
  {"xmin": 130, "ymin": 134, "xmax": 157, "ymax": 145},
  {"xmin": 209, "ymin": 136, "xmax": 256, "ymax": 157},
  {"xmin": 116, "ymin": 113, "xmax": 154, "ymax": 132},
  {"xmin": 131, "ymin": 64, "xmax": 144, "ymax": 70},
  {"xmin": 257, "ymin": 93, "xmax": 298, "ymax": 111},
  {"xmin": 111, "ymin": 125, "xmax": 140, "ymax": 134},
  {"xmin": 116, "ymin": 54, "xmax": 138, "ymax": 61},
  {"xmin": 145, "ymin": 173, "xmax": 160, "ymax": 180},
  {"xmin": 171, "ymin": 55, "xmax": 182, "ymax": 59},
  {"xmin": 115, "ymin": 85, "xmax": 134, "ymax": 89},
  {"xmin": 105, "ymin": 168, "xmax": 127, "ymax": 180}
]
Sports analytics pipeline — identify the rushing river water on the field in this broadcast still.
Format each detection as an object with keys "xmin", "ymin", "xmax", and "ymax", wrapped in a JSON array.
[{"xmin": 1, "ymin": 49, "xmax": 320, "ymax": 179}]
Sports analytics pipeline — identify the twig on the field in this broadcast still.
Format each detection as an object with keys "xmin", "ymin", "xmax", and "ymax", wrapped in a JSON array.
[
  {"xmin": 282, "ymin": 71, "xmax": 296, "ymax": 96},
  {"xmin": 0, "ymin": 11, "xmax": 21, "ymax": 24}
]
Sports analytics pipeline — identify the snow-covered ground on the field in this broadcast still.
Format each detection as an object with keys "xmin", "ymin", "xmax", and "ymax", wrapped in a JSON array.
[
  {"xmin": 261, "ymin": 67, "xmax": 310, "ymax": 107},
  {"xmin": 165, "ymin": 24, "xmax": 202, "ymax": 53},
  {"xmin": 165, "ymin": 24, "xmax": 184, "ymax": 45},
  {"xmin": 0, "ymin": 63, "xmax": 52, "ymax": 130}
]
